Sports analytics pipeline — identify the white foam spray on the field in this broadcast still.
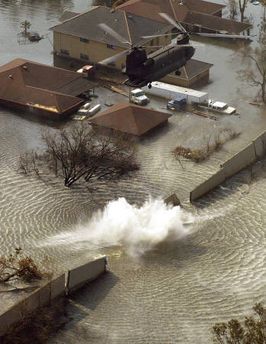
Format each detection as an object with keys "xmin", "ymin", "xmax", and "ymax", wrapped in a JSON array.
[{"xmin": 43, "ymin": 197, "xmax": 195, "ymax": 257}]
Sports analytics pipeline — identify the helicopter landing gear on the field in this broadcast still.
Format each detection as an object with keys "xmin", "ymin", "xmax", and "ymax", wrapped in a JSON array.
[
  {"xmin": 148, "ymin": 83, "xmax": 152, "ymax": 89},
  {"xmin": 175, "ymin": 70, "xmax": 181, "ymax": 76}
]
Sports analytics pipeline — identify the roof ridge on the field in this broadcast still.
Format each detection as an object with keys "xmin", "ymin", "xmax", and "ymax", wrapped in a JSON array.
[{"xmin": 50, "ymin": 6, "xmax": 99, "ymax": 31}]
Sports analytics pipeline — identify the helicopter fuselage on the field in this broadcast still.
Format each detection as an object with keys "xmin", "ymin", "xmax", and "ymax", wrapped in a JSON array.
[{"xmin": 125, "ymin": 44, "xmax": 195, "ymax": 88}]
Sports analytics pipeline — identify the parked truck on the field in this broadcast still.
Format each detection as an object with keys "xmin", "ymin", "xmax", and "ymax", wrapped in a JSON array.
[
  {"xmin": 129, "ymin": 88, "xmax": 150, "ymax": 106},
  {"xmin": 198, "ymin": 100, "xmax": 236, "ymax": 115},
  {"xmin": 143, "ymin": 81, "xmax": 208, "ymax": 104}
]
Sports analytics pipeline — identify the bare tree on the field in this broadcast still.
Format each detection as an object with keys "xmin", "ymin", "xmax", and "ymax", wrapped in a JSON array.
[
  {"xmin": 238, "ymin": 16, "xmax": 266, "ymax": 103},
  {"xmin": 238, "ymin": 0, "xmax": 248, "ymax": 22},
  {"xmin": 20, "ymin": 20, "xmax": 31, "ymax": 36},
  {"xmin": 239, "ymin": 47, "xmax": 266, "ymax": 103},
  {"xmin": 212, "ymin": 303, "xmax": 265, "ymax": 344},
  {"xmin": 19, "ymin": 124, "xmax": 139, "ymax": 187},
  {"xmin": 0, "ymin": 248, "xmax": 43, "ymax": 283},
  {"xmin": 228, "ymin": 0, "xmax": 238, "ymax": 20}
]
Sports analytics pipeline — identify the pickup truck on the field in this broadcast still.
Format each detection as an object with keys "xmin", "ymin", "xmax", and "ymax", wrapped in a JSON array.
[
  {"xmin": 129, "ymin": 89, "xmax": 150, "ymax": 106},
  {"xmin": 198, "ymin": 100, "xmax": 236, "ymax": 115}
]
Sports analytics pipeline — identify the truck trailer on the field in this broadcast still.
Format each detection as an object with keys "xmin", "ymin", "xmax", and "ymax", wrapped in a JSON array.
[{"xmin": 143, "ymin": 81, "xmax": 208, "ymax": 104}]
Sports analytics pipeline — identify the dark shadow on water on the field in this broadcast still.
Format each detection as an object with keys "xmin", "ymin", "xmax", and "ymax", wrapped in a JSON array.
[
  {"xmin": 191, "ymin": 165, "xmax": 257, "ymax": 210},
  {"xmin": 69, "ymin": 271, "xmax": 119, "ymax": 311},
  {"xmin": 140, "ymin": 121, "xmax": 173, "ymax": 145},
  {"xmin": 62, "ymin": 272, "xmax": 118, "ymax": 334},
  {"xmin": 2, "ymin": 107, "xmax": 70, "ymax": 129}
]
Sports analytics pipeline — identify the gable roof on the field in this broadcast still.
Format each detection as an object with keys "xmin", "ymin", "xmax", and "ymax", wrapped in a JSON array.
[
  {"xmin": 118, "ymin": 0, "xmax": 224, "ymax": 16},
  {"xmin": 51, "ymin": 6, "xmax": 172, "ymax": 49},
  {"xmin": 0, "ymin": 58, "xmax": 93, "ymax": 97},
  {"xmin": 183, "ymin": 11, "xmax": 251, "ymax": 34},
  {"xmin": 118, "ymin": 0, "xmax": 251, "ymax": 34},
  {"xmin": 90, "ymin": 103, "xmax": 171, "ymax": 136},
  {"xmin": 59, "ymin": 10, "xmax": 80, "ymax": 22},
  {"xmin": 178, "ymin": 59, "xmax": 213, "ymax": 80},
  {"xmin": 0, "ymin": 59, "xmax": 90, "ymax": 115},
  {"xmin": 179, "ymin": 0, "xmax": 225, "ymax": 15}
]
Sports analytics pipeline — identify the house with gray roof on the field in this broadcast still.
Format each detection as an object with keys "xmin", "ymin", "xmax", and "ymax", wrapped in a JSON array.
[{"xmin": 51, "ymin": 6, "xmax": 172, "ymax": 70}]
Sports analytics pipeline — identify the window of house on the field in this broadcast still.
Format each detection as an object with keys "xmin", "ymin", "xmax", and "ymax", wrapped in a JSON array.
[
  {"xmin": 80, "ymin": 53, "xmax": 89, "ymax": 60},
  {"xmin": 60, "ymin": 49, "xmax": 69, "ymax": 56},
  {"xmin": 80, "ymin": 37, "xmax": 89, "ymax": 43}
]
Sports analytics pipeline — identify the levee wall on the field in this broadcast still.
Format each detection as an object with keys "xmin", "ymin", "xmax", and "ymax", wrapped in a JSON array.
[
  {"xmin": 253, "ymin": 131, "xmax": 266, "ymax": 159},
  {"xmin": 0, "ymin": 274, "xmax": 65, "ymax": 337},
  {"xmin": 190, "ymin": 131, "xmax": 266, "ymax": 201},
  {"xmin": 0, "ymin": 256, "xmax": 108, "ymax": 338},
  {"xmin": 67, "ymin": 256, "xmax": 107, "ymax": 294},
  {"xmin": 221, "ymin": 143, "xmax": 256, "ymax": 178}
]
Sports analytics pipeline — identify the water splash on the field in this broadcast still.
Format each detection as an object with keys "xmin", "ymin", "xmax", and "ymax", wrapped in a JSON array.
[{"xmin": 43, "ymin": 197, "xmax": 195, "ymax": 257}]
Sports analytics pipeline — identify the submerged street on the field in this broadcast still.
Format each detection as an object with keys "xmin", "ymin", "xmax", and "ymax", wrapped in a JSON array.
[{"xmin": 0, "ymin": 1, "xmax": 265, "ymax": 343}]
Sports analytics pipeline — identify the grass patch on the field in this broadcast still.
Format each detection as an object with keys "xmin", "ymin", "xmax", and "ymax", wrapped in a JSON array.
[{"xmin": 173, "ymin": 128, "xmax": 240, "ymax": 163}]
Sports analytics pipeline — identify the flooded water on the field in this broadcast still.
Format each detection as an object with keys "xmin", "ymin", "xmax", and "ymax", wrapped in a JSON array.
[{"xmin": 0, "ymin": 1, "xmax": 265, "ymax": 343}]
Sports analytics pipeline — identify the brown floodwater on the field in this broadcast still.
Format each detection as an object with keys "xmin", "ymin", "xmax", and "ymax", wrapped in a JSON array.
[{"xmin": 0, "ymin": 1, "xmax": 265, "ymax": 343}]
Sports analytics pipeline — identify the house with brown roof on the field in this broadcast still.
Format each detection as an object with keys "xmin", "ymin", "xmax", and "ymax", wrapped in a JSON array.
[
  {"xmin": 0, "ymin": 59, "xmax": 93, "ymax": 119},
  {"xmin": 51, "ymin": 6, "xmax": 172, "ymax": 70},
  {"xmin": 162, "ymin": 59, "xmax": 213, "ymax": 88},
  {"xmin": 118, "ymin": 0, "xmax": 251, "ymax": 35},
  {"xmin": 89, "ymin": 103, "xmax": 171, "ymax": 137}
]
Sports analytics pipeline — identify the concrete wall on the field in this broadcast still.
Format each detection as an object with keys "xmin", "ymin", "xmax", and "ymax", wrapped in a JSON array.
[
  {"xmin": 0, "ymin": 256, "xmax": 107, "ymax": 337},
  {"xmin": 190, "ymin": 132, "xmax": 266, "ymax": 201},
  {"xmin": 0, "ymin": 274, "xmax": 65, "ymax": 337},
  {"xmin": 66, "ymin": 256, "xmax": 107, "ymax": 294}
]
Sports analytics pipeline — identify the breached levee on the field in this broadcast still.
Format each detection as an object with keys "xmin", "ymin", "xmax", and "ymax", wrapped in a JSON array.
[{"xmin": 42, "ymin": 197, "xmax": 195, "ymax": 257}]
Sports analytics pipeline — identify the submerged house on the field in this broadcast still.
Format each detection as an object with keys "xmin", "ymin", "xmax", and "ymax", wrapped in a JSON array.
[
  {"xmin": 50, "ymin": 5, "xmax": 172, "ymax": 70},
  {"xmin": 89, "ymin": 103, "xmax": 171, "ymax": 137},
  {"xmin": 118, "ymin": 0, "xmax": 251, "ymax": 35},
  {"xmin": 0, "ymin": 59, "xmax": 94, "ymax": 119},
  {"xmin": 162, "ymin": 59, "xmax": 213, "ymax": 88}
]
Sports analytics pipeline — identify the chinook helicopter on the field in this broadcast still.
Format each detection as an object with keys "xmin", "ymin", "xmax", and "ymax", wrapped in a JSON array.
[{"xmin": 98, "ymin": 12, "xmax": 252, "ymax": 88}]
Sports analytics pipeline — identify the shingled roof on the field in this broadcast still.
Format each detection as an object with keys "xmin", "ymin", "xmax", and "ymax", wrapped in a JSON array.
[
  {"xmin": 183, "ymin": 11, "xmax": 251, "ymax": 34},
  {"xmin": 118, "ymin": 0, "xmax": 251, "ymax": 35},
  {"xmin": 178, "ymin": 59, "xmax": 213, "ymax": 80},
  {"xmin": 90, "ymin": 103, "xmax": 171, "ymax": 136},
  {"xmin": 51, "ymin": 6, "xmax": 172, "ymax": 49},
  {"xmin": 0, "ymin": 59, "xmax": 92, "ymax": 116},
  {"xmin": 119, "ymin": 0, "xmax": 224, "ymax": 16}
]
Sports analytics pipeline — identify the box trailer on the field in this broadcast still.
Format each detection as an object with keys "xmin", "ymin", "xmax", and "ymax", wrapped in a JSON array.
[{"xmin": 143, "ymin": 81, "xmax": 208, "ymax": 104}]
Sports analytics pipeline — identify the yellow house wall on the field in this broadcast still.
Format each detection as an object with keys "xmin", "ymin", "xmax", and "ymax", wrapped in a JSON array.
[{"xmin": 53, "ymin": 31, "xmax": 171, "ymax": 69}]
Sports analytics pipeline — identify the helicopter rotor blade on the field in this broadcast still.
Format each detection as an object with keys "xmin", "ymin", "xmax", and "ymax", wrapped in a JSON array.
[
  {"xmin": 141, "ymin": 33, "xmax": 175, "ymax": 39},
  {"xmin": 98, "ymin": 23, "xmax": 131, "ymax": 46},
  {"xmin": 194, "ymin": 32, "xmax": 253, "ymax": 40},
  {"xmin": 98, "ymin": 49, "xmax": 129, "ymax": 65},
  {"xmin": 159, "ymin": 12, "xmax": 187, "ymax": 33}
]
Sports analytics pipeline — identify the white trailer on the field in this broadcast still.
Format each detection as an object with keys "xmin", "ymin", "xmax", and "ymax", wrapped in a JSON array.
[{"xmin": 143, "ymin": 81, "xmax": 208, "ymax": 104}]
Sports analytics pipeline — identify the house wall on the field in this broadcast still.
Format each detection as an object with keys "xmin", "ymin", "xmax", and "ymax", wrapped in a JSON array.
[
  {"xmin": 162, "ymin": 69, "xmax": 210, "ymax": 88},
  {"xmin": 54, "ymin": 32, "xmax": 126, "ymax": 69},
  {"xmin": 53, "ymin": 31, "xmax": 171, "ymax": 70}
]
